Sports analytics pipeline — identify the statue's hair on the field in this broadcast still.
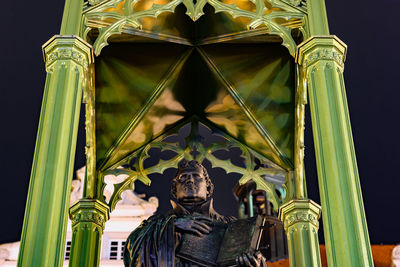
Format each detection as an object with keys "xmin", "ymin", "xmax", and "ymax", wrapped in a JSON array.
[{"xmin": 171, "ymin": 160, "xmax": 214, "ymax": 199}]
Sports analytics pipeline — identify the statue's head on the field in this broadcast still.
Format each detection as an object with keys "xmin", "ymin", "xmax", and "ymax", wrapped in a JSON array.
[{"xmin": 171, "ymin": 160, "xmax": 214, "ymax": 203}]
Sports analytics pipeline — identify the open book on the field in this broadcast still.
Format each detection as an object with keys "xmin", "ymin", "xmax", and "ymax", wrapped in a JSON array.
[{"xmin": 177, "ymin": 216, "xmax": 265, "ymax": 266}]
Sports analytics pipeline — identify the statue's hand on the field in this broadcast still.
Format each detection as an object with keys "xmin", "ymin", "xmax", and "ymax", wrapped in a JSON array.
[
  {"xmin": 235, "ymin": 251, "xmax": 267, "ymax": 267},
  {"xmin": 174, "ymin": 216, "xmax": 212, "ymax": 236}
]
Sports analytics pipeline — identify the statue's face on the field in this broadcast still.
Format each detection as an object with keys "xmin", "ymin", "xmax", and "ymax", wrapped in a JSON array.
[{"xmin": 175, "ymin": 169, "xmax": 208, "ymax": 202}]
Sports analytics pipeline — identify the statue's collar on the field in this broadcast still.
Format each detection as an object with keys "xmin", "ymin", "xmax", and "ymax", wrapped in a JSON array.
[{"xmin": 170, "ymin": 199, "xmax": 217, "ymax": 217}]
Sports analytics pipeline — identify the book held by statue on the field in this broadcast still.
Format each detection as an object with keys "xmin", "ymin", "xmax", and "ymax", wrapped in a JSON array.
[{"xmin": 177, "ymin": 215, "xmax": 265, "ymax": 266}]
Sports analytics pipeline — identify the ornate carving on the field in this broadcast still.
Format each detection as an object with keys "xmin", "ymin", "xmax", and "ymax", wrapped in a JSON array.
[
  {"xmin": 71, "ymin": 211, "xmax": 105, "ymax": 226},
  {"xmin": 69, "ymin": 199, "xmax": 110, "ymax": 229},
  {"xmin": 279, "ymin": 199, "xmax": 321, "ymax": 231},
  {"xmin": 303, "ymin": 48, "xmax": 344, "ymax": 68},
  {"xmin": 42, "ymin": 36, "xmax": 93, "ymax": 71},
  {"xmin": 82, "ymin": 0, "xmax": 305, "ymax": 56},
  {"xmin": 102, "ymin": 120, "xmax": 289, "ymax": 212},
  {"xmin": 284, "ymin": 210, "xmax": 318, "ymax": 229},
  {"xmin": 46, "ymin": 49, "xmax": 88, "ymax": 68},
  {"xmin": 296, "ymin": 36, "xmax": 347, "ymax": 70}
]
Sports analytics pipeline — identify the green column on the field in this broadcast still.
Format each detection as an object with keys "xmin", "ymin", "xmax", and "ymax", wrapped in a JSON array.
[
  {"xmin": 66, "ymin": 31, "xmax": 110, "ymax": 267},
  {"xmin": 69, "ymin": 200, "xmax": 110, "ymax": 267},
  {"xmin": 296, "ymin": 36, "xmax": 373, "ymax": 267},
  {"xmin": 17, "ymin": 36, "xmax": 93, "ymax": 267},
  {"xmin": 60, "ymin": 0, "xmax": 85, "ymax": 35},
  {"xmin": 306, "ymin": 0, "xmax": 330, "ymax": 35},
  {"xmin": 279, "ymin": 200, "xmax": 322, "ymax": 267}
]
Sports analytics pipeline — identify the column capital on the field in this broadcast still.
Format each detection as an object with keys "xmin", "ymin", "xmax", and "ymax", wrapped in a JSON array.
[
  {"xmin": 70, "ymin": 199, "xmax": 110, "ymax": 229},
  {"xmin": 295, "ymin": 35, "xmax": 347, "ymax": 68},
  {"xmin": 278, "ymin": 199, "xmax": 321, "ymax": 231},
  {"xmin": 42, "ymin": 35, "xmax": 93, "ymax": 70}
]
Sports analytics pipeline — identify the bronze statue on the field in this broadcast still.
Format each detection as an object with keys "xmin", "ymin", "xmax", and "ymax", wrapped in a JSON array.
[{"xmin": 124, "ymin": 160, "xmax": 267, "ymax": 267}]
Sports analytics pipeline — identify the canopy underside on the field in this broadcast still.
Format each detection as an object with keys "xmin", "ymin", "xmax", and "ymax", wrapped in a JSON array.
[{"xmin": 95, "ymin": 39, "xmax": 295, "ymax": 172}]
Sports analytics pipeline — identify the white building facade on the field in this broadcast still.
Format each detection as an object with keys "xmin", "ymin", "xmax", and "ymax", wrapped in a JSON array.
[{"xmin": 0, "ymin": 168, "xmax": 158, "ymax": 267}]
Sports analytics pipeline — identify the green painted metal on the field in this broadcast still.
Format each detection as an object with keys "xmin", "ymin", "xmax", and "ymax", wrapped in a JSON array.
[
  {"xmin": 294, "ymin": 64, "xmax": 307, "ymax": 199},
  {"xmin": 18, "ymin": 1, "xmax": 95, "ymax": 266},
  {"xmin": 60, "ymin": 0, "xmax": 86, "ymax": 35},
  {"xmin": 306, "ymin": 0, "xmax": 329, "ymax": 35},
  {"xmin": 200, "ymin": 44, "xmax": 296, "ymax": 163},
  {"xmin": 83, "ymin": 64, "xmax": 97, "ymax": 199},
  {"xmin": 279, "ymin": 200, "xmax": 322, "ymax": 267},
  {"xmin": 296, "ymin": 36, "xmax": 373, "ymax": 267},
  {"xmin": 95, "ymin": 44, "xmax": 295, "ymax": 173},
  {"xmin": 82, "ymin": 0, "xmax": 305, "ymax": 56},
  {"xmin": 78, "ymin": 1, "xmax": 315, "ymax": 266},
  {"xmin": 95, "ymin": 43, "xmax": 189, "ymax": 167},
  {"xmin": 18, "ymin": 0, "xmax": 375, "ymax": 266},
  {"xmin": 68, "ymin": 200, "xmax": 110, "ymax": 267},
  {"xmin": 17, "ymin": 36, "xmax": 93, "ymax": 267},
  {"xmin": 103, "ymin": 118, "xmax": 288, "ymax": 212}
]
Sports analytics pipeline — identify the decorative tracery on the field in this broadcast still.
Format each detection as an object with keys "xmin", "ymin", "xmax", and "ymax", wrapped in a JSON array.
[
  {"xmin": 101, "ymin": 119, "xmax": 289, "ymax": 212},
  {"xmin": 82, "ymin": 0, "xmax": 306, "ymax": 56}
]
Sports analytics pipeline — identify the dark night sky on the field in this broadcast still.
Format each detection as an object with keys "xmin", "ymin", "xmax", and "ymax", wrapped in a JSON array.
[{"xmin": 1, "ymin": 0, "xmax": 399, "ymax": 245}]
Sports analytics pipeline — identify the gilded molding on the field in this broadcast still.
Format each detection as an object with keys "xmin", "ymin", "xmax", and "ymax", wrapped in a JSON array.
[
  {"xmin": 69, "ymin": 199, "xmax": 110, "ymax": 229},
  {"xmin": 295, "ymin": 35, "xmax": 347, "ymax": 69},
  {"xmin": 83, "ymin": 65, "xmax": 97, "ymax": 199},
  {"xmin": 303, "ymin": 48, "xmax": 343, "ymax": 68},
  {"xmin": 42, "ymin": 35, "xmax": 94, "ymax": 70},
  {"xmin": 293, "ymin": 65, "xmax": 307, "ymax": 199},
  {"xmin": 82, "ymin": 0, "xmax": 305, "ymax": 56},
  {"xmin": 284, "ymin": 209, "xmax": 319, "ymax": 229},
  {"xmin": 278, "ymin": 199, "xmax": 321, "ymax": 231},
  {"xmin": 71, "ymin": 211, "xmax": 105, "ymax": 226}
]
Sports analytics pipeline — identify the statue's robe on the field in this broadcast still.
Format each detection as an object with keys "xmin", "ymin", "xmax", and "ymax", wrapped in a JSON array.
[{"xmin": 123, "ymin": 199, "xmax": 235, "ymax": 267}]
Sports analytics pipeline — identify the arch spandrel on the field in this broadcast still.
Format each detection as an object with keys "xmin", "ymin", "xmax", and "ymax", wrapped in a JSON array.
[
  {"xmin": 82, "ymin": 0, "xmax": 306, "ymax": 56},
  {"xmin": 101, "ymin": 118, "xmax": 290, "ymax": 213}
]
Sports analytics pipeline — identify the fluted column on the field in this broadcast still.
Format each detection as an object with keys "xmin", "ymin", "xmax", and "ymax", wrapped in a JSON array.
[
  {"xmin": 279, "ymin": 200, "xmax": 322, "ymax": 267},
  {"xmin": 68, "ymin": 200, "xmax": 110, "ymax": 267},
  {"xmin": 17, "ymin": 36, "xmax": 93, "ymax": 267},
  {"xmin": 296, "ymin": 35, "xmax": 373, "ymax": 267}
]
